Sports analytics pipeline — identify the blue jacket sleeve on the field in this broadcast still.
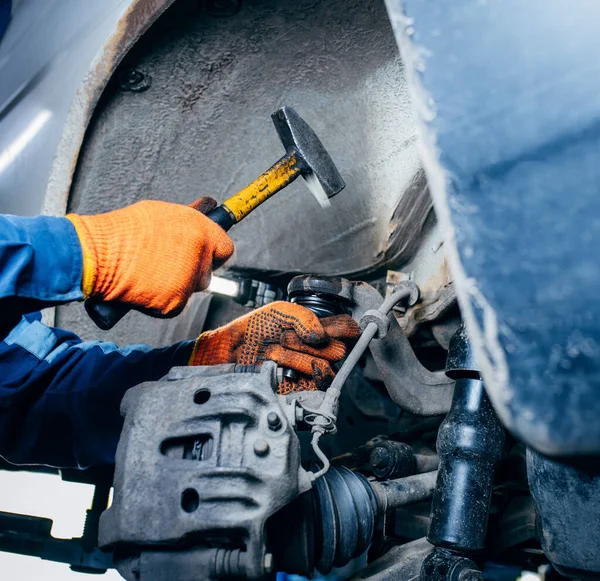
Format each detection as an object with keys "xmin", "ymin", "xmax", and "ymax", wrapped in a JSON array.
[
  {"xmin": 0, "ymin": 215, "xmax": 84, "ymax": 332},
  {"xmin": 0, "ymin": 214, "xmax": 196, "ymax": 467},
  {"xmin": 0, "ymin": 312, "xmax": 194, "ymax": 468}
]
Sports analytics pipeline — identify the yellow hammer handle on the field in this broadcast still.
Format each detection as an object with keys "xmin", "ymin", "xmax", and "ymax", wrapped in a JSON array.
[{"xmin": 221, "ymin": 151, "xmax": 302, "ymax": 223}]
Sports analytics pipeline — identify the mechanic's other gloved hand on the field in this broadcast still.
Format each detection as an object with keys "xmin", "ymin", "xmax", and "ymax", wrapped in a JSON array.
[
  {"xmin": 189, "ymin": 301, "xmax": 360, "ymax": 394},
  {"xmin": 67, "ymin": 198, "xmax": 234, "ymax": 317}
]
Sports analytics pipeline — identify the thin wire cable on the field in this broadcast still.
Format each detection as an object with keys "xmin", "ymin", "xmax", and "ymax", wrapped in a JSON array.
[{"xmin": 308, "ymin": 284, "xmax": 415, "ymax": 480}]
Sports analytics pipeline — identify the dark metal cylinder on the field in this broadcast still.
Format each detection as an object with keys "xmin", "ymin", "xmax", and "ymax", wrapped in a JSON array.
[
  {"xmin": 370, "ymin": 441, "xmax": 416, "ymax": 479},
  {"xmin": 370, "ymin": 441, "xmax": 439, "ymax": 479},
  {"xmin": 420, "ymin": 549, "xmax": 483, "ymax": 581},
  {"xmin": 284, "ymin": 275, "xmax": 351, "ymax": 379},
  {"xmin": 290, "ymin": 294, "xmax": 344, "ymax": 317},
  {"xmin": 427, "ymin": 326, "xmax": 505, "ymax": 553},
  {"xmin": 287, "ymin": 274, "xmax": 351, "ymax": 316},
  {"xmin": 373, "ymin": 470, "xmax": 438, "ymax": 511}
]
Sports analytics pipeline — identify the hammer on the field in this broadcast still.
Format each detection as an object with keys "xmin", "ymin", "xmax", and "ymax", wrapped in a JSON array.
[{"xmin": 85, "ymin": 106, "xmax": 345, "ymax": 330}]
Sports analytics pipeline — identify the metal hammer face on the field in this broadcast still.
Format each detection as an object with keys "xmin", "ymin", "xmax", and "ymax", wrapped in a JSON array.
[{"xmin": 272, "ymin": 106, "xmax": 345, "ymax": 208}]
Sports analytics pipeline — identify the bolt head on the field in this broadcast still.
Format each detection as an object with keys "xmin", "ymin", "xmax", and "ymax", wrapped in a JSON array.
[
  {"xmin": 118, "ymin": 68, "xmax": 151, "ymax": 92},
  {"xmin": 267, "ymin": 412, "xmax": 282, "ymax": 431},
  {"xmin": 253, "ymin": 439, "xmax": 270, "ymax": 457},
  {"xmin": 371, "ymin": 447, "xmax": 390, "ymax": 469},
  {"xmin": 127, "ymin": 70, "xmax": 143, "ymax": 83}
]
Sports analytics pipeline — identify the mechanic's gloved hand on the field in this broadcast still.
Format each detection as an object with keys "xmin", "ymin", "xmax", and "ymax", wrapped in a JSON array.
[
  {"xmin": 67, "ymin": 198, "xmax": 234, "ymax": 317},
  {"xmin": 189, "ymin": 301, "xmax": 360, "ymax": 393}
]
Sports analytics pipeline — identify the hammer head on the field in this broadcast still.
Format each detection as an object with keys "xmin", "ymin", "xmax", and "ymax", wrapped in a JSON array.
[{"xmin": 271, "ymin": 106, "xmax": 345, "ymax": 208}]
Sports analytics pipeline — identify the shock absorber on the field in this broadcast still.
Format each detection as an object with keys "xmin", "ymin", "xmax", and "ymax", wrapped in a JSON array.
[
  {"xmin": 423, "ymin": 324, "xmax": 505, "ymax": 580},
  {"xmin": 283, "ymin": 275, "xmax": 353, "ymax": 380}
]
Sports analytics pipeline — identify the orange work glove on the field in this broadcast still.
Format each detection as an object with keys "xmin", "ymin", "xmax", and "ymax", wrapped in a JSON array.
[
  {"xmin": 190, "ymin": 301, "xmax": 360, "ymax": 394},
  {"xmin": 67, "ymin": 198, "xmax": 234, "ymax": 317}
]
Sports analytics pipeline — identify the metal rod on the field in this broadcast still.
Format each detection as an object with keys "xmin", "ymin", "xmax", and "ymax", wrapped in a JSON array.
[
  {"xmin": 372, "ymin": 470, "xmax": 438, "ymax": 512},
  {"xmin": 308, "ymin": 284, "xmax": 416, "ymax": 481}
]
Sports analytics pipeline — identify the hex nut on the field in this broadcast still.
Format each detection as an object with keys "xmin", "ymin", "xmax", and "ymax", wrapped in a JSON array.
[
  {"xmin": 370, "ymin": 447, "xmax": 390, "ymax": 469},
  {"xmin": 118, "ymin": 68, "xmax": 152, "ymax": 92},
  {"xmin": 359, "ymin": 309, "xmax": 389, "ymax": 339},
  {"xmin": 267, "ymin": 412, "xmax": 282, "ymax": 431}
]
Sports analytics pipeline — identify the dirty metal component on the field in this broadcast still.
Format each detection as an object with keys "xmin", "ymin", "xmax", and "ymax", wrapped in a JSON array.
[
  {"xmin": 288, "ymin": 274, "xmax": 353, "ymax": 315},
  {"xmin": 115, "ymin": 548, "xmax": 245, "ymax": 581},
  {"xmin": 371, "ymin": 471, "xmax": 438, "ymax": 513},
  {"xmin": 267, "ymin": 411, "xmax": 282, "ymax": 431},
  {"xmin": 527, "ymin": 449, "xmax": 600, "ymax": 579},
  {"xmin": 307, "ymin": 281, "xmax": 420, "ymax": 480},
  {"xmin": 99, "ymin": 362, "xmax": 310, "ymax": 581},
  {"xmin": 74, "ymin": 482, "xmax": 111, "ymax": 566},
  {"xmin": 428, "ymin": 325, "xmax": 505, "ymax": 553},
  {"xmin": 0, "ymin": 465, "xmax": 115, "ymax": 572},
  {"xmin": 236, "ymin": 278, "xmax": 285, "ymax": 308},
  {"xmin": 330, "ymin": 435, "xmax": 394, "ymax": 471},
  {"xmin": 370, "ymin": 441, "xmax": 416, "ymax": 479},
  {"xmin": 85, "ymin": 106, "xmax": 346, "ymax": 330},
  {"xmin": 281, "ymin": 389, "xmax": 325, "ymax": 429},
  {"xmin": 118, "ymin": 68, "xmax": 152, "ymax": 92},
  {"xmin": 420, "ymin": 549, "xmax": 483, "ymax": 581},
  {"xmin": 351, "ymin": 282, "xmax": 455, "ymax": 416},
  {"xmin": 370, "ymin": 441, "xmax": 439, "ymax": 480},
  {"xmin": 412, "ymin": 444, "xmax": 441, "ymax": 474},
  {"xmin": 347, "ymin": 537, "xmax": 434, "ymax": 581},
  {"xmin": 288, "ymin": 274, "xmax": 353, "ymax": 303},
  {"xmin": 360, "ymin": 308, "xmax": 394, "ymax": 340},
  {"xmin": 0, "ymin": 511, "xmax": 113, "ymax": 573}
]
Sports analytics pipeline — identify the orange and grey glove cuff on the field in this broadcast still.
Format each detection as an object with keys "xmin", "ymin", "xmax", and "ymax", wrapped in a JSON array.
[{"xmin": 66, "ymin": 214, "xmax": 98, "ymax": 298}]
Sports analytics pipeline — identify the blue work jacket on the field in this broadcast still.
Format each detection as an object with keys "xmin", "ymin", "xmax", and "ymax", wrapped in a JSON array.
[{"xmin": 0, "ymin": 215, "xmax": 194, "ymax": 468}]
